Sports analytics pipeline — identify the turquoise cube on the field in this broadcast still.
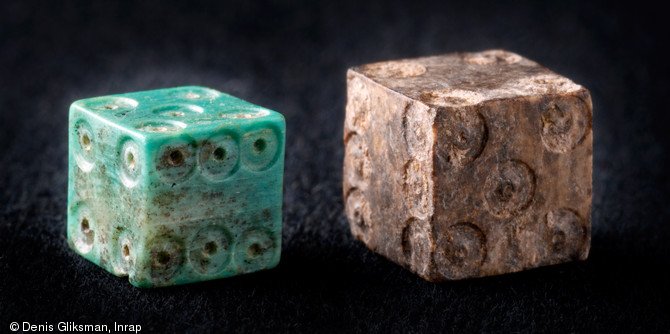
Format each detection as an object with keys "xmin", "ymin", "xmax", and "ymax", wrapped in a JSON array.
[{"xmin": 67, "ymin": 86, "xmax": 285, "ymax": 287}]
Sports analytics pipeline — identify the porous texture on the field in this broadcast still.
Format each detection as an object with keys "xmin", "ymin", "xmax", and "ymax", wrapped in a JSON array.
[
  {"xmin": 68, "ymin": 86, "xmax": 285, "ymax": 287},
  {"xmin": 344, "ymin": 50, "xmax": 592, "ymax": 281}
]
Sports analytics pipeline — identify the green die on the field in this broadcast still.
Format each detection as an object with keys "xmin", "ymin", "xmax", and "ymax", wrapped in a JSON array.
[{"xmin": 67, "ymin": 86, "xmax": 285, "ymax": 287}]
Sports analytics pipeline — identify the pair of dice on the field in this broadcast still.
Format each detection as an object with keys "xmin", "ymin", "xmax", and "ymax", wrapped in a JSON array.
[{"xmin": 68, "ymin": 50, "xmax": 592, "ymax": 287}]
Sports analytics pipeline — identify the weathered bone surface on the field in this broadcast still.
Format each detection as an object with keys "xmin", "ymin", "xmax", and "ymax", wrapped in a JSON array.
[{"xmin": 343, "ymin": 50, "xmax": 592, "ymax": 281}]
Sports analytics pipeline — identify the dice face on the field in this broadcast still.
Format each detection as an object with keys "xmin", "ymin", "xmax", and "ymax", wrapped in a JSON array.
[
  {"xmin": 344, "ymin": 50, "xmax": 592, "ymax": 281},
  {"xmin": 68, "ymin": 86, "xmax": 285, "ymax": 287}
]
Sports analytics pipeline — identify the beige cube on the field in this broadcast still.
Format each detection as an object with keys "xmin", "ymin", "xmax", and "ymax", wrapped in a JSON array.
[{"xmin": 343, "ymin": 50, "xmax": 592, "ymax": 281}]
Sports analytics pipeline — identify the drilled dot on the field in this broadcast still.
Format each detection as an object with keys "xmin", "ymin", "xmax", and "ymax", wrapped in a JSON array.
[
  {"xmin": 168, "ymin": 150, "xmax": 185, "ymax": 166},
  {"xmin": 157, "ymin": 251, "xmax": 171, "ymax": 265},
  {"xmin": 552, "ymin": 231, "xmax": 566, "ymax": 251},
  {"xmin": 80, "ymin": 217, "xmax": 94, "ymax": 247},
  {"xmin": 253, "ymin": 139, "xmax": 266, "ymax": 153},
  {"xmin": 81, "ymin": 218, "xmax": 90, "ymax": 233},
  {"xmin": 457, "ymin": 132, "xmax": 467, "ymax": 142},
  {"xmin": 495, "ymin": 182, "xmax": 515, "ymax": 202},
  {"xmin": 104, "ymin": 105, "xmax": 118, "ymax": 110},
  {"xmin": 122, "ymin": 244, "xmax": 130, "ymax": 260},
  {"xmin": 126, "ymin": 152, "xmax": 135, "ymax": 169},
  {"xmin": 248, "ymin": 243, "xmax": 263, "ymax": 258},
  {"xmin": 204, "ymin": 241, "xmax": 217, "ymax": 256},
  {"xmin": 81, "ymin": 133, "xmax": 92, "ymax": 151},
  {"xmin": 212, "ymin": 147, "xmax": 226, "ymax": 161}
]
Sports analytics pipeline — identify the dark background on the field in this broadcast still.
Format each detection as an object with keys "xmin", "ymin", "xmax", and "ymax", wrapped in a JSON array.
[{"xmin": 1, "ymin": 0, "xmax": 669, "ymax": 332}]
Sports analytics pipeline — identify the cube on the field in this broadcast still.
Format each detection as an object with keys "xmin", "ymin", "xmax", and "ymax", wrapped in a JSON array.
[
  {"xmin": 343, "ymin": 50, "xmax": 592, "ymax": 281},
  {"xmin": 67, "ymin": 86, "xmax": 285, "ymax": 287}
]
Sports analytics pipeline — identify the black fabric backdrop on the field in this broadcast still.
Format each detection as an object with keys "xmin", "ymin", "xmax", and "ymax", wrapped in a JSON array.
[{"xmin": 1, "ymin": 0, "xmax": 669, "ymax": 332}]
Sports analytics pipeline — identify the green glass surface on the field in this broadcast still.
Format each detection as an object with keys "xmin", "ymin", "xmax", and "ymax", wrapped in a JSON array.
[{"xmin": 67, "ymin": 86, "xmax": 285, "ymax": 287}]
